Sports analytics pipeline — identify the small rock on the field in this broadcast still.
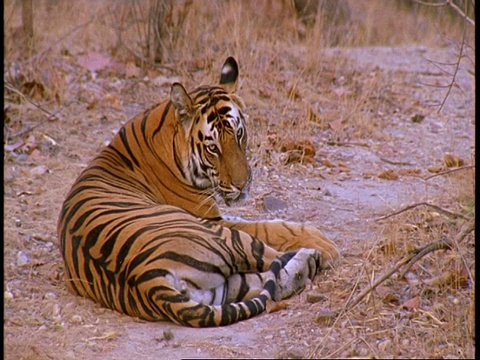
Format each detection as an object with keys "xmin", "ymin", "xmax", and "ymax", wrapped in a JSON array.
[
  {"xmin": 163, "ymin": 329, "xmax": 174, "ymax": 341},
  {"xmin": 52, "ymin": 304, "xmax": 62, "ymax": 316},
  {"xmin": 263, "ymin": 195, "xmax": 288, "ymax": 212},
  {"xmin": 4, "ymin": 291, "xmax": 14, "ymax": 300},
  {"xmin": 65, "ymin": 350, "xmax": 76, "ymax": 360},
  {"xmin": 16, "ymin": 251, "xmax": 29, "ymax": 266},
  {"xmin": 44, "ymin": 292, "xmax": 57, "ymax": 300},
  {"xmin": 70, "ymin": 315, "xmax": 83, "ymax": 324},
  {"xmin": 29, "ymin": 165, "xmax": 49, "ymax": 176},
  {"xmin": 306, "ymin": 292, "xmax": 327, "ymax": 303},
  {"xmin": 378, "ymin": 339, "xmax": 393, "ymax": 351},
  {"xmin": 315, "ymin": 310, "xmax": 336, "ymax": 326}
]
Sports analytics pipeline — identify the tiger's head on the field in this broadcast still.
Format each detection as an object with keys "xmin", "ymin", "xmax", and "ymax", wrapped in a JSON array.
[{"xmin": 170, "ymin": 57, "xmax": 251, "ymax": 206}]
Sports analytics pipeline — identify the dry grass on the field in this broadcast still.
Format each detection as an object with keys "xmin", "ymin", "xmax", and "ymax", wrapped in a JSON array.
[{"xmin": 4, "ymin": 0, "xmax": 474, "ymax": 359}]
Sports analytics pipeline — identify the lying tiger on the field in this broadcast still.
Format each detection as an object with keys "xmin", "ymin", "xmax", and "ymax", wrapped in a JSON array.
[{"xmin": 57, "ymin": 57, "xmax": 340, "ymax": 327}]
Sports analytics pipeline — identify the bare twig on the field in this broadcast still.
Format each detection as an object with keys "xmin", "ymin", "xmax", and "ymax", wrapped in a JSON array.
[
  {"xmin": 342, "ymin": 239, "xmax": 453, "ymax": 313},
  {"xmin": 437, "ymin": 22, "xmax": 466, "ymax": 113},
  {"xmin": 374, "ymin": 201, "xmax": 469, "ymax": 221},
  {"xmin": 326, "ymin": 140, "xmax": 370, "ymax": 148},
  {"xmin": 380, "ymin": 157, "xmax": 413, "ymax": 166},
  {"xmin": 413, "ymin": 0, "xmax": 475, "ymax": 26},
  {"xmin": 398, "ymin": 239, "xmax": 453, "ymax": 277},
  {"xmin": 339, "ymin": 218, "xmax": 474, "ymax": 315},
  {"xmin": 22, "ymin": 17, "xmax": 97, "ymax": 65},
  {"xmin": 413, "ymin": 0, "xmax": 474, "ymax": 113},
  {"xmin": 424, "ymin": 164, "xmax": 475, "ymax": 180},
  {"xmin": 4, "ymin": 82, "xmax": 62, "ymax": 122}
]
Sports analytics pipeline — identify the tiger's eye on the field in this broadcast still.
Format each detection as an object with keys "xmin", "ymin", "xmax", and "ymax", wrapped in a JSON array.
[
  {"xmin": 236, "ymin": 128, "xmax": 243, "ymax": 139},
  {"xmin": 207, "ymin": 144, "xmax": 219, "ymax": 154}
]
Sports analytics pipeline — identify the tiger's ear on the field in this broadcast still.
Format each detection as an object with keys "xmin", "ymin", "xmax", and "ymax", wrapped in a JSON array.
[
  {"xmin": 171, "ymin": 83, "xmax": 194, "ymax": 121},
  {"xmin": 219, "ymin": 57, "xmax": 239, "ymax": 93}
]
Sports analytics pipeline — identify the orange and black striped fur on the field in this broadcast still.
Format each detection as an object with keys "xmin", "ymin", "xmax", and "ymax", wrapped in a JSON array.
[{"xmin": 58, "ymin": 57, "xmax": 340, "ymax": 327}]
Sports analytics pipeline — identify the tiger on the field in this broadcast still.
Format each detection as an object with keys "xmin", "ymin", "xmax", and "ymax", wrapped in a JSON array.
[{"xmin": 57, "ymin": 57, "xmax": 340, "ymax": 327}]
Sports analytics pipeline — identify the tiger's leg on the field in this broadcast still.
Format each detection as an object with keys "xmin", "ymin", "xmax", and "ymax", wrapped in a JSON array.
[
  {"xmin": 135, "ymin": 248, "xmax": 320, "ymax": 327},
  {"xmin": 219, "ymin": 218, "xmax": 340, "ymax": 269}
]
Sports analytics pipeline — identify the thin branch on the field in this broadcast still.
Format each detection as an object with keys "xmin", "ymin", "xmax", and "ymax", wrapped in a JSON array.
[
  {"xmin": 413, "ymin": 0, "xmax": 475, "ymax": 26},
  {"xmin": 4, "ymin": 83, "xmax": 62, "ymax": 122},
  {"xmin": 424, "ymin": 165, "xmax": 475, "ymax": 180},
  {"xmin": 21, "ymin": 17, "xmax": 96, "ymax": 66},
  {"xmin": 398, "ymin": 239, "xmax": 453, "ymax": 277},
  {"xmin": 342, "ymin": 239, "xmax": 453, "ymax": 313},
  {"xmin": 374, "ymin": 201, "xmax": 469, "ymax": 221},
  {"xmin": 447, "ymin": 0, "xmax": 475, "ymax": 26}
]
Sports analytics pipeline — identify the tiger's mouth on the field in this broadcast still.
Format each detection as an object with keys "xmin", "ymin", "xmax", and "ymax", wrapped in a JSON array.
[{"xmin": 216, "ymin": 185, "xmax": 250, "ymax": 207}]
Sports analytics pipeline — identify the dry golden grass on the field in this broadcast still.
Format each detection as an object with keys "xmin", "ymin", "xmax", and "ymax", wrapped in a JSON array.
[{"xmin": 4, "ymin": 0, "xmax": 474, "ymax": 359}]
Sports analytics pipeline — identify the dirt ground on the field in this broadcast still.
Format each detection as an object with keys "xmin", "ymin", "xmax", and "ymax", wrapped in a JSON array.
[{"xmin": 3, "ymin": 3, "xmax": 475, "ymax": 357}]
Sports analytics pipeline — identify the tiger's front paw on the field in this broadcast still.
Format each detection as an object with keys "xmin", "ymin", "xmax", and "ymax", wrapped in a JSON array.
[{"xmin": 302, "ymin": 226, "xmax": 340, "ymax": 269}]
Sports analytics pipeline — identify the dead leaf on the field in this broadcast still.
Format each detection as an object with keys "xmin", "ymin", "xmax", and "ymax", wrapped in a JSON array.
[
  {"xmin": 287, "ymin": 84, "xmax": 301, "ymax": 100},
  {"xmin": 103, "ymin": 93, "xmax": 122, "ymax": 110},
  {"xmin": 400, "ymin": 295, "xmax": 422, "ymax": 311},
  {"xmin": 321, "ymin": 159, "xmax": 336, "ymax": 168},
  {"xmin": 378, "ymin": 169, "xmax": 399, "ymax": 180},
  {"xmin": 266, "ymin": 299, "xmax": 289, "ymax": 313},
  {"xmin": 315, "ymin": 310, "xmax": 336, "ymax": 325},
  {"xmin": 328, "ymin": 118, "xmax": 344, "ymax": 132},
  {"xmin": 411, "ymin": 114, "xmax": 425, "ymax": 123},
  {"xmin": 397, "ymin": 168, "xmax": 422, "ymax": 176},
  {"xmin": 125, "ymin": 62, "xmax": 141, "ymax": 78},
  {"xmin": 427, "ymin": 166, "xmax": 445, "ymax": 173},
  {"xmin": 87, "ymin": 330, "xmax": 121, "ymax": 341},
  {"xmin": 280, "ymin": 140, "xmax": 315, "ymax": 156},
  {"xmin": 4, "ymin": 105, "xmax": 12, "ymax": 124},
  {"xmin": 424, "ymin": 269, "xmax": 469, "ymax": 289},
  {"xmin": 21, "ymin": 80, "xmax": 47, "ymax": 100},
  {"xmin": 86, "ymin": 99, "xmax": 98, "ymax": 110},
  {"xmin": 377, "ymin": 237, "xmax": 397, "ymax": 255},
  {"xmin": 306, "ymin": 292, "xmax": 327, "ymax": 303},
  {"xmin": 337, "ymin": 162, "xmax": 351, "ymax": 173},
  {"xmin": 444, "ymin": 154, "xmax": 464, "ymax": 168},
  {"xmin": 258, "ymin": 87, "xmax": 272, "ymax": 99}
]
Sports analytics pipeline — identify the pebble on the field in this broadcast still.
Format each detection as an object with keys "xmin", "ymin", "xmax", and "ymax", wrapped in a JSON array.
[
  {"xmin": 52, "ymin": 304, "xmax": 62, "ymax": 316},
  {"xmin": 71, "ymin": 315, "xmax": 83, "ymax": 324},
  {"xmin": 16, "ymin": 251, "xmax": 29, "ymax": 266},
  {"xmin": 401, "ymin": 339, "xmax": 410, "ymax": 346},
  {"xmin": 378, "ymin": 339, "xmax": 393, "ymax": 351},
  {"xmin": 306, "ymin": 292, "xmax": 327, "ymax": 303},
  {"xmin": 44, "ymin": 292, "xmax": 57, "ymax": 300},
  {"xmin": 4, "ymin": 291, "xmax": 14, "ymax": 300},
  {"xmin": 29, "ymin": 165, "xmax": 49, "ymax": 176},
  {"xmin": 315, "ymin": 310, "xmax": 336, "ymax": 326}
]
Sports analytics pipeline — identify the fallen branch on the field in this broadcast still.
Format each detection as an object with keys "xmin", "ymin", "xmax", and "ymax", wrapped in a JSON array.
[
  {"xmin": 424, "ymin": 165, "xmax": 475, "ymax": 180},
  {"xmin": 342, "ymin": 239, "xmax": 453, "ymax": 313},
  {"xmin": 374, "ymin": 201, "xmax": 469, "ymax": 221},
  {"xmin": 4, "ymin": 83, "xmax": 63, "ymax": 140},
  {"xmin": 339, "ymin": 219, "xmax": 474, "ymax": 314}
]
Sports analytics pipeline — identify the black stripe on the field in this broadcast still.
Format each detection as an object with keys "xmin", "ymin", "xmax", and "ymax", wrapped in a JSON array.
[{"xmin": 152, "ymin": 101, "xmax": 172, "ymax": 138}]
